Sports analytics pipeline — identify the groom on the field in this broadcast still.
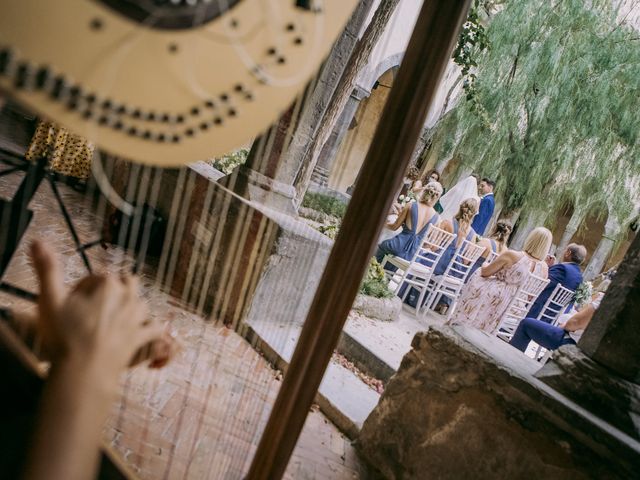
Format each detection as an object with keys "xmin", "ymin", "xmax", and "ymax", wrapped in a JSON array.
[{"xmin": 471, "ymin": 178, "xmax": 495, "ymax": 235}]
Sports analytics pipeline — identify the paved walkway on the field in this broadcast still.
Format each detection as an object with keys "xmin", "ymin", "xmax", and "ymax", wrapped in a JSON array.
[
  {"xmin": 344, "ymin": 306, "xmax": 446, "ymax": 371},
  {"xmin": 0, "ymin": 171, "xmax": 369, "ymax": 479}
]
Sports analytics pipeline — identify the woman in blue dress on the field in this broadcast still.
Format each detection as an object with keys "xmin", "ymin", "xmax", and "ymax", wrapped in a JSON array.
[
  {"xmin": 375, "ymin": 182, "xmax": 443, "ymax": 264},
  {"xmin": 405, "ymin": 198, "xmax": 478, "ymax": 311}
]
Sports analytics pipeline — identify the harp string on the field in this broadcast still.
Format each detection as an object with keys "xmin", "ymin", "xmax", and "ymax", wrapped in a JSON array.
[{"xmin": 0, "ymin": 1, "xmax": 407, "ymax": 476}]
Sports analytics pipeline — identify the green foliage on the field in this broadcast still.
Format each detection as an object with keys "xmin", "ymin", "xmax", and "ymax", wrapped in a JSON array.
[
  {"xmin": 360, "ymin": 259, "xmax": 394, "ymax": 299},
  {"xmin": 318, "ymin": 223, "xmax": 339, "ymax": 239},
  {"xmin": 453, "ymin": 0, "xmax": 490, "ymax": 115},
  {"xmin": 210, "ymin": 148, "xmax": 249, "ymax": 174},
  {"xmin": 432, "ymin": 0, "xmax": 640, "ymax": 238},
  {"xmin": 301, "ymin": 192, "xmax": 347, "ymax": 219}
]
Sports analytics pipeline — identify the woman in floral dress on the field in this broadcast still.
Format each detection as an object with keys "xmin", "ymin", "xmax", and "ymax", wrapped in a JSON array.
[{"xmin": 448, "ymin": 227, "xmax": 552, "ymax": 333}]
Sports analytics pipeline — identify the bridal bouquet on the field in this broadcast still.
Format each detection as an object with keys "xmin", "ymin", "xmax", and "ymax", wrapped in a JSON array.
[{"xmin": 398, "ymin": 191, "xmax": 417, "ymax": 207}]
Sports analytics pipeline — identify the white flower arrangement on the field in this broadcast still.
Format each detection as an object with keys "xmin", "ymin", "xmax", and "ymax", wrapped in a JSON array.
[
  {"xmin": 399, "ymin": 191, "xmax": 417, "ymax": 207},
  {"xmin": 574, "ymin": 281, "xmax": 593, "ymax": 308}
]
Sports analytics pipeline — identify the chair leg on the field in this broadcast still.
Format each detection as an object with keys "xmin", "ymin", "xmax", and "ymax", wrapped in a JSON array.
[
  {"xmin": 394, "ymin": 270, "xmax": 409, "ymax": 295},
  {"xmin": 416, "ymin": 277, "xmax": 435, "ymax": 316}
]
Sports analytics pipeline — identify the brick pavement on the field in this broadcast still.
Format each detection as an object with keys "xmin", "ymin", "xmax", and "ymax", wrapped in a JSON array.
[{"xmin": 0, "ymin": 171, "xmax": 369, "ymax": 479}]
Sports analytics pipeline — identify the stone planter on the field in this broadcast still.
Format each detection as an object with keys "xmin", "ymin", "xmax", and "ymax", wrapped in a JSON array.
[{"xmin": 352, "ymin": 294, "xmax": 402, "ymax": 322}]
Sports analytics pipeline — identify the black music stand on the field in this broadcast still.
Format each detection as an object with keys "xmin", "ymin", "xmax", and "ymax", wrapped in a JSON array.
[{"xmin": 0, "ymin": 149, "xmax": 101, "ymax": 304}]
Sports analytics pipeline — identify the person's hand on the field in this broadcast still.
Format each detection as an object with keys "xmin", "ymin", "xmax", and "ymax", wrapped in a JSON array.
[
  {"xmin": 545, "ymin": 254, "xmax": 556, "ymax": 268},
  {"xmin": 56, "ymin": 274, "xmax": 163, "ymax": 375},
  {"xmin": 28, "ymin": 241, "xmax": 175, "ymax": 371}
]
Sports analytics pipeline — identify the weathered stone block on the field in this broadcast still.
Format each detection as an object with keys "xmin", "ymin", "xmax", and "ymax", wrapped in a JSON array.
[
  {"xmin": 352, "ymin": 294, "xmax": 401, "ymax": 322},
  {"xmin": 357, "ymin": 326, "xmax": 640, "ymax": 479}
]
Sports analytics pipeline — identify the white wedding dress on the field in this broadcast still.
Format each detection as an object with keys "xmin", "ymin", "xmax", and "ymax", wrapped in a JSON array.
[{"xmin": 439, "ymin": 176, "xmax": 480, "ymax": 220}]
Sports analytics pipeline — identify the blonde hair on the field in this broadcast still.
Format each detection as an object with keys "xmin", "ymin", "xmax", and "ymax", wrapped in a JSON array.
[
  {"xmin": 407, "ymin": 166, "xmax": 420, "ymax": 181},
  {"xmin": 523, "ymin": 227, "xmax": 553, "ymax": 261},
  {"xmin": 455, "ymin": 198, "xmax": 479, "ymax": 224},
  {"xmin": 421, "ymin": 181, "xmax": 443, "ymax": 204}
]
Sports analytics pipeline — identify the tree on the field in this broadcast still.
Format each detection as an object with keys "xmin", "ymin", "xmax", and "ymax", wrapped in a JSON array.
[{"xmin": 429, "ymin": 0, "xmax": 640, "ymax": 236}]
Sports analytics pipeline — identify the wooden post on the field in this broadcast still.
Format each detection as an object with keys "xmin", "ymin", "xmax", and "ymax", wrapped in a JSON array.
[{"xmin": 246, "ymin": 1, "xmax": 472, "ymax": 478}]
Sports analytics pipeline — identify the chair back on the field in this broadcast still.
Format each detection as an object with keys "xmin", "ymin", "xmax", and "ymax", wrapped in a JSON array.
[
  {"xmin": 486, "ymin": 250, "xmax": 499, "ymax": 265},
  {"xmin": 496, "ymin": 272, "xmax": 549, "ymax": 338},
  {"xmin": 537, "ymin": 284, "xmax": 575, "ymax": 324},
  {"xmin": 441, "ymin": 239, "xmax": 486, "ymax": 283},
  {"xmin": 413, "ymin": 225, "xmax": 455, "ymax": 271}
]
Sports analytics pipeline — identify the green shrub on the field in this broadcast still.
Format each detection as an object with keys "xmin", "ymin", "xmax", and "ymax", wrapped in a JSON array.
[
  {"xmin": 301, "ymin": 192, "xmax": 347, "ymax": 219},
  {"xmin": 317, "ymin": 224, "xmax": 339, "ymax": 239},
  {"xmin": 359, "ymin": 258, "xmax": 394, "ymax": 299},
  {"xmin": 210, "ymin": 148, "xmax": 249, "ymax": 174},
  {"xmin": 360, "ymin": 278, "xmax": 394, "ymax": 299}
]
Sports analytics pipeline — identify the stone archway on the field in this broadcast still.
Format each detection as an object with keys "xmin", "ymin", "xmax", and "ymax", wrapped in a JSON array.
[{"xmin": 359, "ymin": 52, "xmax": 404, "ymax": 90}]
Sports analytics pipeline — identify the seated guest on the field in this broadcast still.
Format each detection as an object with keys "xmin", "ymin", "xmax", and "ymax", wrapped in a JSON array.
[
  {"xmin": 403, "ymin": 198, "xmax": 478, "ymax": 310},
  {"xmin": 510, "ymin": 288, "xmax": 607, "ymax": 353},
  {"xmin": 435, "ymin": 198, "xmax": 479, "ymax": 275},
  {"xmin": 376, "ymin": 182, "xmax": 443, "ymax": 264},
  {"xmin": 448, "ymin": 227, "xmax": 551, "ymax": 333},
  {"xmin": 467, "ymin": 220, "xmax": 513, "ymax": 279},
  {"xmin": 528, "ymin": 243, "xmax": 586, "ymax": 320}
]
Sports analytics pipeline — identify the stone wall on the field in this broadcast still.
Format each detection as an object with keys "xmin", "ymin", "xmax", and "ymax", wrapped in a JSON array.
[
  {"xmin": 105, "ymin": 158, "xmax": 282, "ymax": 327},
  {"xmin": 357, "ymin": 326, "xmax": 639, "ymax": 479}
]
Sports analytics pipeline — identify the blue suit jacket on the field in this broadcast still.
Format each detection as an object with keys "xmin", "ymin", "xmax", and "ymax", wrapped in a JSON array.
[
  {"xmin": 471, "ymin": 194, "xmax": 495, "ymax": 235},
  {"xmin": 528, "ymin": 262, "xmax": 583, "ymax": 320}
]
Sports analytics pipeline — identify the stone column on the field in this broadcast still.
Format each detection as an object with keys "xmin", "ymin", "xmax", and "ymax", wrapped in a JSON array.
[
  {"xmin": 554, "ymin": 209, "xmax": 585, "ymax": 257},
  {"xmin": 583, "ymin": 216, "xmax": 619, "ymax": 280},
  {"xmin": 434, "ymin": 156, "xmax": 452, "ymax": 176},
  {"xmin": 310, "ymin": 85, "xmax": 369, "ymax": 187},
  {"xmin": 219, "ymin": 0, "xmax": 374, "ymax": 213}
]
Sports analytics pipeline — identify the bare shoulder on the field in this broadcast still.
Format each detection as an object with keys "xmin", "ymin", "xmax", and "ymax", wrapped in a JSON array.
[
  {"xmin": 500, "ymin": 249, "xmax": 522, "ymax": 263},
  {"xmin": 439, "ymin": 219, "xmax": 453, "ymax": 232},
  {"xmin": 477, "ymin": 237, "xmax": 491, "ymax": 248}
]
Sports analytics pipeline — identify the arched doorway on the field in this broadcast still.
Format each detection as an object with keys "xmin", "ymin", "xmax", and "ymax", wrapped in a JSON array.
[{"xmin": 328, "ymin": 68, "xmax": 396, "ymax": 192}]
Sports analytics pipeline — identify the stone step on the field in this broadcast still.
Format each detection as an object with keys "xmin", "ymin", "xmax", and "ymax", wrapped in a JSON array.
[{"xmin": 242, "ymin": 320, "xmax": 380, "ymax": 439}]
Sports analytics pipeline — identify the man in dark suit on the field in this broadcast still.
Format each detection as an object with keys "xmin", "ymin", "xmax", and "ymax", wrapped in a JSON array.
[
  {"xmin": 471, "ymin": 178, "xmax": 495, "ymax": 235},
  {"xmin": 528, "ymin": 243, "xmax": 587, "ymax": 320}
]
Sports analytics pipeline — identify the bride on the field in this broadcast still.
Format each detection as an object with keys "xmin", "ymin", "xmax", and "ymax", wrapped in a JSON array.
[{"xmin": 438, "ymin": 175, "xmax": 480, "ymax": 220}]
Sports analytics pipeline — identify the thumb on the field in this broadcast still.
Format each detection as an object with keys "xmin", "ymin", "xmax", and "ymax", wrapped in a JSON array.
[{"xmin": 30, "ymin": 241, "xmax": 67, "ymax": 315}]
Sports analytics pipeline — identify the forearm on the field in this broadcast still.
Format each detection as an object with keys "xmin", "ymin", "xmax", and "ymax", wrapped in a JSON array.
[
  {"xmin": 563, "ymin": 306, "xmax": 594, "ymax": 332},
  {"xmin": 24, "ymin": 357, "xmax": 118, "ymax": 480}
]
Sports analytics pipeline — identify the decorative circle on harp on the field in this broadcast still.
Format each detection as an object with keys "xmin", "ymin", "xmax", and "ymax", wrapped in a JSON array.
[{"xmin": 0, "ymin": 0, "xmax": 356, "ymax": 166}]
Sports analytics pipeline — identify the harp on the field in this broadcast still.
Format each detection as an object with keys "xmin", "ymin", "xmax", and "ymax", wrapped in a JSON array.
[{"xmin": 0, "ymin": 1, "xmax": 471, "ymax": 479}]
